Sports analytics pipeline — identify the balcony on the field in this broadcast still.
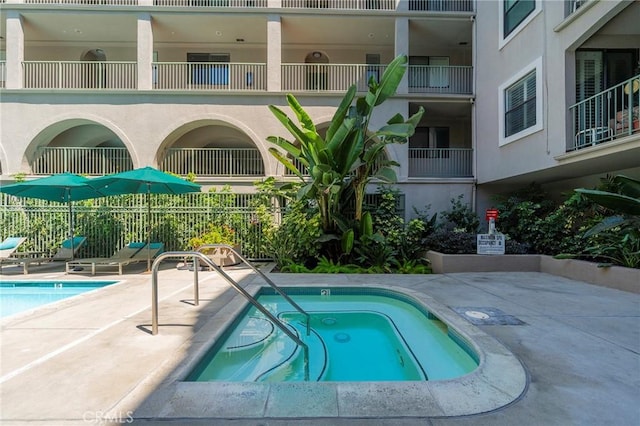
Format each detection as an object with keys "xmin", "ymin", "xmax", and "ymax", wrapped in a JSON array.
[
  {"xmin": 160, "ymin": 148, "xmax": 265, "ymax": 177},
  {"xmin": 15, "ymin": 61, "xmax": 474, "ymax": 95},
  {"xmin": 24, "ymin": 0, "xmax": 138, "ymax": 4},
  {"xmin": 281, "ymin": 64, "xmax": 387, "ymax": 93},
  {"xmin": 408, "ymin": 0, "xmax": 474, "ymax": 12},
  {"xmin": 23, "ymin": 61, "xmax": 137, "ymax": 90},
  {"xmin": 154, "ymin": 0, "xmax": 267, "ymax": 6},
  {"xmin": 32, "ymin": 147, "xmax": 134, "ymax": 175},
  {"xmin": 281, "ymin": 0, "xmax": 396, "ymax": 10},
  {"xmin": 153, "ymin": 63, "xmax": 266, "ymax": 91},
  {"xmin": 408, "ymin": 65, "xmax": 473, "ymax": 94},
  {"xmin": 408, "ymin": 148, "xmax": 473, "ymax": 178},
  {"xmin": 569, "ymin": 74, "xmax": 640, "ymax": 151}
]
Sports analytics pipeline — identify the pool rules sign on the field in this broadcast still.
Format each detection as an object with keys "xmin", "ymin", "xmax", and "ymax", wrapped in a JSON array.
[{"xmin": 477, "ymin": 208, "xmax": 505, "ymax": 255}]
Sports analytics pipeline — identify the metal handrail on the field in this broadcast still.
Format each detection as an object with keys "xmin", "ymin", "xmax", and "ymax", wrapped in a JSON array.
[
  {"xmin": 197, "ymin": 244, "xmax": 310, "ymax": 336},
  {"xmin": 150, "ymin": 250, "xmax": 310, "ymax": 381}
]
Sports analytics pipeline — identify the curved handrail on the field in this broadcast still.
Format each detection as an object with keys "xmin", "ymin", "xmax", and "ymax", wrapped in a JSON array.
[
  {"xmin": 150, "ymin": 250, "xmax": 309, "ymax": 381},
  {"xmin": 196, "ymin": 244, "xmax": 311, "ymax": 336}
]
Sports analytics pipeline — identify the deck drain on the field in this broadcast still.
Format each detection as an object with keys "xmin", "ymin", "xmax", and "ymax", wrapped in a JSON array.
[
  {"xmin": 453, "ymin": 307, "xmax": 526, "ymax": 326},
  {"xmin": 465, "ymin": 310, "xmax": 490, "ymax": 320}
]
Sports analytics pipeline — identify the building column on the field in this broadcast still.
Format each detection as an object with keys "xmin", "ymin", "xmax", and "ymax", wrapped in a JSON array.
[
  {"xmin": 137, "ymin": 13, "xmax": 153, "ymax": 91},
  {"xmin": 6, "ymin": 11, "xmax": 24, "ymax": 90},
  {"xmin": 267, "ymin": 14, "xmax": 282, "ymax": 92},
  {"xmin": 395, "ymin": 17, "xmax": 409, "ymax": 95}
]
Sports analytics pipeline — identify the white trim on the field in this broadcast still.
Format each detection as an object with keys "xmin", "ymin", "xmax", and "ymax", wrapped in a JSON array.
[
  {"xmin": 498, "ymin": 57, "xmax": 544, "ymax": 147},
  {"xmin": 498, "ymin": 0, "xmax": 542, "ymax": 50}
]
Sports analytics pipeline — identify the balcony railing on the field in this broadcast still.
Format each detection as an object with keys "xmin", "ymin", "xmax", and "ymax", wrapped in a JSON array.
[
  {"xmin": 161, "ymin": 148, "xmax": 265, "ymax": 176},
  {"xmin": 32, "ymin": 147, "xmax": 134, "ymax": 175},
  {"xmin": 23, "ymin": 61, "xmax": 137, "ymax": 90},
  {"xmin": 24, "ymin": 0, "xmax": 138, "ymax": 4},
  {"xmin": 153, "ymin": 62, "xmax": 266, "ymax": 91},
  {"xmin": 569, "ymin": 74, "xmax": 640, "ymax": 151},
  {"xmin": 408, "ymin": 0, "xmax": 474, "ymax": 12},
  {"xmin": 282, "ymin": 64, "xmax": 388, "ymax": 92},
  {"xmin": 282, "ymin": 0, "xmax": 396, "ymax": 9},
  {"xmin": 408, "ymin": 148, "xmax": 473, "ymax": 178},
  {"xmin": 154, "ymin": 0, "xmax": 268, "ymax": 6},
  {"xmin": 408, "ymin": 65, "xmax": 473, "ymax": 94},
  {"xmin": 13, "ymin": 61, "xmax": 474, "ymax": 95}
]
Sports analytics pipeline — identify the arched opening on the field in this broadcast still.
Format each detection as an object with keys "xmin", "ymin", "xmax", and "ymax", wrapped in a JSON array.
[
  {"xmin": 160, "ymin": 122, "xmax": 265, "ymax": 177},
  {"xmin": 29, "ymin": 120, "xmax": 133, "ymax": 175},
  {"xmin": 81, "ymin": 48, "xmax": 107, "ymax": 88},
  {"xmin": 305, "ymin": 51, "xmax": 329, "ymax": 90}
]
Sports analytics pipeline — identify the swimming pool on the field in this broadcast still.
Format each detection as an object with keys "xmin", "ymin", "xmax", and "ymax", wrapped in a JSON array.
[
  {"xmin": 187, "ymin": 287, "xmax": 478, "ymax": 382},
  {"xmin": 0, "ymin": 281, "xmax": 117, "ymax": 318}
]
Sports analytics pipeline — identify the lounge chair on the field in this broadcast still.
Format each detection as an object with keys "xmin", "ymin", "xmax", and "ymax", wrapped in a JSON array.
[
  {"xmin": 66, "ymin": 242, "xmax": 164, "ymax": 275},
  {"xmin": 0, "ymin": 237, "xmax": 27, "ymax": 261},
  {"xmin": 0, "ymin": 237, "xmax": 28, "ymax": 272},
  {"xmin": 2, "ymin": 236, "xmax": 86, "ymax": 274}
]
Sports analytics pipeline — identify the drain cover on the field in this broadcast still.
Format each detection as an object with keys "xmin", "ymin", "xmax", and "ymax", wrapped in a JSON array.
[
  {"xmin": 465, "ymin": 310, "xmax": 490, "ymax": 320},
  {"xmin": 453, "ymin": 307, "xmax": 525, "ymax": 326}
]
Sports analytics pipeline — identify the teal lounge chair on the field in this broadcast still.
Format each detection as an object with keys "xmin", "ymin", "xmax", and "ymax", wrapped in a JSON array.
[
  {"xmin": 4, "ymin": 236, "xmax": 87, "ymax": 274},
  {"xmin": 66, "ymin": 242, "xmax": 164, "ymax": 275}
]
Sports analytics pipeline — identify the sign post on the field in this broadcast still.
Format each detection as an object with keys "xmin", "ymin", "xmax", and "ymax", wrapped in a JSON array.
[{"xmin": 477, "ymin": 208, "xmax": 504, "ymax": 255}]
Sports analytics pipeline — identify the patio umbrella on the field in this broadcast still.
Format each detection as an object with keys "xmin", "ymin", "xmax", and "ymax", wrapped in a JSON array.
[
  {"xmin": 0, "ymin": 172, "xmax": 106, "ymax": 259},
  {"xmin": 89, "ymin": 166, "xmax": 201, "ymax": 270}
]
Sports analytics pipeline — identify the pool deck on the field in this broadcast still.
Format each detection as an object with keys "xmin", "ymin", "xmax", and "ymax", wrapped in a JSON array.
[{"xmin": 1, "ymin": 261, "xmax": 639, "ymax": 425}]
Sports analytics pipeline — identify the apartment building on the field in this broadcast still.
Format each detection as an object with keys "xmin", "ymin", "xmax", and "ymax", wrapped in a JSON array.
[{"xmin": 0, "ymin": 0, "xmax": 638, "ymax": 218}]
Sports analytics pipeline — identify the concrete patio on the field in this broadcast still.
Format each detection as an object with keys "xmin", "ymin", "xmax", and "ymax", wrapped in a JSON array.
[{"xmin": 0, "ymin": 261, "xmax": 638, "ymax": 425}]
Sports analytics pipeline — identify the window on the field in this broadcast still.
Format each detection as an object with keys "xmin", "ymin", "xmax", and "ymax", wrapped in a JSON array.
[
  {"xmin": 410, "ymin": 127, "xmax": 450, "ymax": 157},
  {"xmin": 505, "ymin": 71, "xmax": 536, "ymax": 137},
  {"xmin": 499, "ymin": 57, "xmax": 543, "ymax": 145},
  {"xmin": 504, "ymin": 0, "xmax": 535, "ymax": 37}
]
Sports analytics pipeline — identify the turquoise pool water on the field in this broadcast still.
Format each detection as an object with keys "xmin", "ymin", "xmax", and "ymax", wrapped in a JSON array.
[
  {"xmin": 0, "ymin": 281, "xmax": 117, "ymax": 318},
  {"xmin": 187, "ymin": 287, "xmax": 479, "ymax": 382}
]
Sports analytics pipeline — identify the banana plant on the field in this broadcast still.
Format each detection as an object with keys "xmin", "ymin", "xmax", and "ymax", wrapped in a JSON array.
[{"xmin": 267, "ymin": 54, "xmax": 424, "ymax": 234}]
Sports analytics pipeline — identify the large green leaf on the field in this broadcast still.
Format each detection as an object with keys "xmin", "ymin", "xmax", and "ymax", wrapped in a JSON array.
[
  {"xmin": 326, "ymin": 85, "xmax": 357, "ymax": 142},
  {"xmin": 374, "ymin": 166, "xmax": 398, "ymax": 183},
  {"xmin": 268, "ymin": 105, "xmax": 310, "ymax": 146},
  {"xmin": 583, "ymin": 215, "xmax": 626, "ymax": 238},
  {"xmin": 365, "ymin": 55, "xmax": 407, "ymax": 107},
  {"xmin": 614, "ymin": 175, "xmax": 640, "ymax": 199},
  {"xmin": 268, "ymin": 147, "xmax": 304, "ymax": 179},
  {"xmin": 286, "ymin": 94, "xmax": 316, "ymax": 134},
  {"xmin": 266, "ymin": 136, "xmax": 301, "ymax": 158},
  {"xmin": 576, "ymin": 188, "xmax": 640, "ymax": 215}
]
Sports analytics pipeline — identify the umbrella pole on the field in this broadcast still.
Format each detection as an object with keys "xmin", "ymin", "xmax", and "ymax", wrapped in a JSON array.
[
  {"xmin": 67, "ymin": 192, "xmax": 75, "ymax": 261},
  {"xmin": 147, "ymin": 187, "xmax": 151, "ymax": 272}
]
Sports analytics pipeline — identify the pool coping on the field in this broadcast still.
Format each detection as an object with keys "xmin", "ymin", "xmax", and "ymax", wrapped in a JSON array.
[{"xmin": 123, "ymin": 282, "xmax": 528, "ymax": 419}]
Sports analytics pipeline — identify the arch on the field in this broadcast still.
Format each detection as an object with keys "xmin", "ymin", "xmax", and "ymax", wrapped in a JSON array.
[
  {"xmin": 304, "ymin": 51, "xmax": 329, "ymax": 91},
  {"xmin": 156, "ymin": 114, "xmax": 270, "ymax": 178},
  {"xmin": 23, "ymin": 113, "xmax": 137, "ymax": 175}
]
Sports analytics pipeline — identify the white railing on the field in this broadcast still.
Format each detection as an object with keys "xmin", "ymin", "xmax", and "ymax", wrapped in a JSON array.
[
  {"xmin": 153, "ymin": 62, "xmax": 266, "ymax": 91},
  {"xmin": 24, "ymin": 0, "xmax": 138, "ymax": 4},
  {"xmin": 408, "ymin": 148, "xmax": 473, "ymax": 178},
  {"xmin": 408, "ymin": 65, "xmax": 473, "ymax": 94},
  {"xmin": 569, "ymin": 74, "xmax": 640, "ymax": 151},
  {"xmin": 0, "ymin": 61, "xmax": 6, "ymax": 89},
  {"xmin": 408, "ymin": 0, "xmax": 473, "ymax": 12},
  {"xmin": 282, "ymin": 0, "xmax": 396, "ymax": 9},
  {"xmin": 161, "ymin": 148, "xmax": 265, "ymax": 176},
  {"xmin": 282, "ymin": 64, "xmax": 387, "ymax": 92},
  {"xmin": 153, "ymin": 0, "xmax": 267, "ymax": 6},
  {"xmin": 32, "ymin": 147, "xmax": 134, "ymax": 175},
  {"xmin": 23, "ymin": 61, "xmax": 137, "ymax": 90}
]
